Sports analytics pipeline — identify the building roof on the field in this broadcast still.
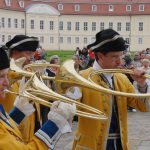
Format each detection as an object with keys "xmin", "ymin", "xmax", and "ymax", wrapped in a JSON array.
[
  {"xmin": 0, "ymin": 0, "xmax": 149, "ymax": 15},
  {"xmin": 26, "ymin": 4, "xmax": 60, "ymax": 15}
]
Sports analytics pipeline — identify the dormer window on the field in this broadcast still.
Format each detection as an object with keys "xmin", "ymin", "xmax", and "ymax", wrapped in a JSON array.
[
  {"xmin": 58, "ymin": 4, "xmax": 63, "ymax": 10},
  {"xmin": 126, "ymin": 5, "xmax": 131, "ymax": 11},
  {"xmin": 19, "ymin": 1, "xmax": 24, "ymax": 8},
  {"xmin": 92, "ymin": 5, "xmax": 97, "ymax": 12},
  {"xmin": 5, "ymin": 0, "xmax": 11, "ymax": 6},
  {"xmin": 139, "ymin": 5, "xmax": 144, "ymax": 11},
  {"xmin": 108, "ymin": 5, "xmax": 114, "ymax": 12},
  {"xmin": 74, "ymin": 4, "xmax": 80, "ymax": 12}
]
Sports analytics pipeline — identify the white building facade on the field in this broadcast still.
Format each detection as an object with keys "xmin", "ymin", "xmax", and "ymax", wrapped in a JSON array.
[{"xmin": 0, "ymin": 0, "xmax": 150, "ymax": 51}]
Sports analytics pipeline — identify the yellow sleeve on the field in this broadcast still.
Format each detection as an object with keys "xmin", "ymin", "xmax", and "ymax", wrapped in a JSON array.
[{"xmin": 0, "ymin": 123, "xmax": 49, "ymax": 150}]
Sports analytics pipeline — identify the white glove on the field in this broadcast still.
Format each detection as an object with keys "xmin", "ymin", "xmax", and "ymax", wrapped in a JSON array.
[
  {"xmin": 65, "ymin": 87, "xmax": 82, "ymax": 100},
  {"xmin": 14, "ymin": 96, "xmax": 35, "ymax": 116},
  {"xmin": 14, "ymin": 77, "xmax": 35, "ymax": 116},
  {"xmin": 48, "ymin": 101, "xmax": 76, "ymax": 134}
]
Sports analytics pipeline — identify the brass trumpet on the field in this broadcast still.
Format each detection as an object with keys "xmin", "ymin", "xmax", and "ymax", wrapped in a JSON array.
[
  {"xmin": 5, "ymin": 73, "xmax": 107, "ymax": 120},
  {"xmin": 9, "ymin": 59, "xmax": 55, "ymax": 84},
  {"xmin": 55, "ymin": 60, "xmax": 150, "ymax": 98}
]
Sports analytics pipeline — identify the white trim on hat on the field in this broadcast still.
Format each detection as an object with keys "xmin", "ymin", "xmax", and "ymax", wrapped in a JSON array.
[
  {"xmin": 90, "ymin": 35, "xmax": 123, "ymax": 50},
  {"xmin": 9, "ymin": 38, "xmax": 39, "ymax": 50}
]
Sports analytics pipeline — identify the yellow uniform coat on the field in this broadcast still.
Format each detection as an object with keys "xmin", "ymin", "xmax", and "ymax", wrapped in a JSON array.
[
  {"xmin": 1, "ymin": 82, "xmax": 41, "ymax": 142},
  {"xmin": 0, "ymin": 113, "xmax": 48, "ymax": 150},
  {"xmin": 72, "ymin": 68, "xmax": 147, "ymax": 150}
]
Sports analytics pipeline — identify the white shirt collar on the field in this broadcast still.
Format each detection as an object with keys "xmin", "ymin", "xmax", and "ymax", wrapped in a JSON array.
[{"xmin": 93, "ymin": 60, "xmax": 113, "ymax": 87}]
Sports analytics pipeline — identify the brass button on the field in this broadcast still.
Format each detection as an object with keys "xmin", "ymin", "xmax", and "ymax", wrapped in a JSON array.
[
  {"xmin": 104, "ymin": 108, "xmax": 107, "ymax": 112},
  {"xmin": 10, "ymin": 131, "xmax": 14, "ymax": 135}
]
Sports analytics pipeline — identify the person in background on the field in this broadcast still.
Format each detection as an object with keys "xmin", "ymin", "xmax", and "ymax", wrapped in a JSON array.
[
  {"xmin": 140, "ymin": 59, "xmax": 150, "ymax": 74},
  {"xmin": 132, "ymin": 52, "xmax": 142, "ymax": 68},
  {"xmin": 0, "ymin": 46, "xmax": 76, "ymax": 149},
  {"xmin": 75, "ymin": 47, "xmax": 82, "ymax": 56},
  {"xmin": 42, "ymin": 55, "xmax": 60, "ymax": 124},
  {"xmin": 45, "ymin": 55, "xmax": 60, "ymax": 89},
  {"xmin": 72, "ymin": 54, "xmax": 82, "ymax": 72}
]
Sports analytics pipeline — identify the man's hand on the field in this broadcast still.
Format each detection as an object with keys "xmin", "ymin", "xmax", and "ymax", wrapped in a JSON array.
[
  {"xmin": 131, "ymin": 67, "xmax": 146, "ymax": 86},
  {"xmin": 48, "ymin": 101, "xmax": 76, "ymax": 133}
]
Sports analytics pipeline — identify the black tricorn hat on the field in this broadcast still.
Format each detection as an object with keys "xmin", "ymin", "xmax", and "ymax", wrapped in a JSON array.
[
  {"xmin": 0, "ymin": 47, "xmax": 10, "ymax": 70},
  {"xmin": 6, "ymin": 35, "xmax": 39, "ymax": 52},
  {"xmin": 87, "ymin": 29, "xmax": 128, "ymax": 53}
]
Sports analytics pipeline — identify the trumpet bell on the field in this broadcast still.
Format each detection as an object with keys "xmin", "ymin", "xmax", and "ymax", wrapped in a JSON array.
[{"xmin": 55, "ymin": 60, "xmax": 150, "ymax": 98}]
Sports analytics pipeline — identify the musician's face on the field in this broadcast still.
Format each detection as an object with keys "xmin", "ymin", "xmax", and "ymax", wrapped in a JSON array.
[
  {"xmin": 12, "ymin": 51, "xmax": 35, "ymax": 66},
  {"xmin": 0, "ymin": 68, "xmax": 9, "ymax": 99},
  {"xmin": 97, "ymin": 51, "xmax": 124, "ymax": 69}
]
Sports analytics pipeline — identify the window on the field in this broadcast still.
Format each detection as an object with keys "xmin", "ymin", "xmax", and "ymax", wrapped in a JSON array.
[
  {"xmin": 67, "ymin": 37, "xmax": 71, "ymax": 44},
  {"xmin": 84, "ymin": 37, "xmax": 88, "ymax": 44},
  {"xmin": 1, "ymin": 18, "xmax": 5, "ymax": 28},
  {"xmin": 75, "ymin": 37, "xmax": 79, "ymax": 44},
  {"xmin": 67, "ymin": 22, "xmax": 71, "ymax": 31},
  {"xmin": 8, "ymin": 35, "xmax": 11, "ymax": 41},
  {"xmin": 2, "ymin": 35, "xmax": 5, "ymax": 43},
  {"xmin": 91, "ymin": 37, "xmax": 96, "ymax": 43},
  {"xmin": 117, "ymin": 22, "xmax": 121, "ymax": 31},
  {"xmin": 75, "ymin": 22, "xmax": 80, "ymax": 31},
  {"xmin": 125, "ymin": 38, "xmax": 130, "ymax": 44},
  {"xmin": 92, "ymin": 22, "xmax": 96, "ymax": 31},
  {"xmin": 40, "ymin": 20, "xmax": 44, "ymax": 29},
  {"xmin": 8, "ymin": 18, "xmax": 11, "ymax": 28},
  {"xmin": 31, "ymin": 20, "xmax": 34, "ymax": 29},
  {"xmin": 139, "ymin": 22, "xmax": 143, "ymax": 31},
  {"xmin": 108, "ymin": 5, "xmax": 114, "ymax": 12},
  {"xmin": 14, "ymin": 19, "xmax": 18, "ymax": 28},
  {"xmin": 100, "ymin": 22, "xmax": 104, "ymax": 31},
  {"xmin": 40, "ymin": 36, "xmax": 44, "ymax": 43},
  {"xmin": 109, "ymin": 22, "xmax": 113, "ymax": 29},
  {"xmin": 139, "ymin": 5, "xmax": 144, "ymax": 11},
  {"xmin": 92, "ymin": 5, "xmax": 97, "ymax": 12},
  {"xmin": 19, "ymin": 1, "xmax": 24, "ymax": 8},
  {"xmin": 126, "ymin": 5, "xmax": 131, "ymax": 11},
  {"xmin": 58, "ymin": 4, "xmax": 63, "ymax": 10},
  {"xmin": 5, "ymin": 0, "xmax": 11, "ymax": 6},
  {"xmin": 49, "ymin": 21, "xmax": 54, "ymax": 30},
  {"xmin": 74, "ymin": 4, "xmax": 80, "ymax": 11},
  {"xmin": 21, "ymin": 19, "xmax": 25, "ymax": 29},
  {"xmin": 84, "ymin": 22, "xmax": 88, "ymax": 31},
  {"xmin": 59, "ymin": 37, "xmax": 63, "ymax": 44},
  {"xmin": 126, "ymin": 22, "xmax": 130, "ymax": 31},
  {"xmin": 138, "ymin": 38, "xmax": 143, "ymax": 44},
  {"xmin": 50, "ymin": 37, "xmax": 54, "ymax": 43},
  {"xmin": 59, "ymin": 21, "xmax": 63, "ymax": 30}
]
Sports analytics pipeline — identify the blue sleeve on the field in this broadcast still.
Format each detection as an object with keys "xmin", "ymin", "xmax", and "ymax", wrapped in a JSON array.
[
  {"xmin": 35, "ymin": 120, "xmax": 61, "ymax": 149},
  {"xmin": 9, "ymin": 107, "xmax": 25, "ymax": 125}
]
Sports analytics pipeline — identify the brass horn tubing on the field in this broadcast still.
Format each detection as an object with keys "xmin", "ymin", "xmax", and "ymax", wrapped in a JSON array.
[
  {"xmin": 24, "ymin": 63, "xmax": 60, "ymax": 69},
  {"xmin": 28, "ymin": 77, "xmax": 103, "ymax": 115},
  {"xmin": 92, "ymin": 69, "xmax": 150, "ymax": 78},
  {"xmin": 10, "ymin": 71, "xmax": 55, "ymax": 81},
  {"xmin": 27, "ymin": 89, "xmax": 105, "ymax": 116},
  {"xmin": 6, "ymin": 89, "xmax": 101, "ymax": 120},
  {"xmin": 4, "ymin": 89, "xmax": 52, "ymax": 107},
  {"xmin": 89, "ymin": 69, "xmax": 150, "ymax": 98},
  {"xmin": 24, "ymin": 90, "xmax": 106, "ymax": 120},
  {"xmin": 28, "ymin": 90, "xmax": 106, "ymax": 118}
]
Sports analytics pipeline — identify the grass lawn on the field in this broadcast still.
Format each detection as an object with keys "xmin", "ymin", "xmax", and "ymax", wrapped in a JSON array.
[{"xmin": 46, "ymin": 50, "xmax": 75, "ymax": 62}]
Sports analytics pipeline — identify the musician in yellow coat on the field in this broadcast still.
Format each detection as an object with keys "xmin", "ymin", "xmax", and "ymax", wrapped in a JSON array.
[
  {"xmin": 1, "ymin": 35, "xmax": 42, "ymax": 142},
  {"xmin": 0, "ymin": 47, "xmax": 76, "ymax": 149},
  {"xmin": 72, "ymin": 29, "xmax": 149, "ymax": 150}
]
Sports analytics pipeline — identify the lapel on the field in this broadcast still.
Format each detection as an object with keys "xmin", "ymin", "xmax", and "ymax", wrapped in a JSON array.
[{"xmin": 90, "ymin": 69, "xmax": 109, "ymax": 89}]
